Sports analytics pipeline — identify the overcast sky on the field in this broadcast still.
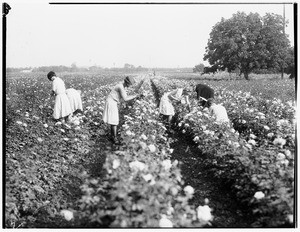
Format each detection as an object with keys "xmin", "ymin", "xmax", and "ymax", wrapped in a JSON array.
[{"xmin": 5, "ymin": 0, "xmax": 295, "ymax": 68}]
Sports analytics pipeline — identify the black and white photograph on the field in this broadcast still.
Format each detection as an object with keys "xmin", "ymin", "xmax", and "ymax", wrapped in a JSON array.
[{"xmin": 2, "ymin": 0, "xmax": 296, "ymax": 229}]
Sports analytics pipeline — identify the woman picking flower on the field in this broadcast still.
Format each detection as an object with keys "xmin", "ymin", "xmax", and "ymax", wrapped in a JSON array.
[
  {"xmin": 102, "ymin": 76, "xmax": 139, "ymax": 144},
  {"xmin": 47, "ymin": 71, "xmax": 72, "ymax": 124},
  {"xmin": 159, "ymin": 88, "xmax": 190, "ymax": 129},
  {"xmin": 206, "ymin": 98, "xmax": 230, "ymax": 124},
  {"xmin": 66, "ymin": 88, "xmax": 83, "ymax": 115}
]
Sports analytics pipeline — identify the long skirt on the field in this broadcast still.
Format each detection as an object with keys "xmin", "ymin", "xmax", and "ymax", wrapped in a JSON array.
[
  {"xmin": 102, "ymin": 97, "xmax": 119, "ymax": 125},
  {"xmin": 66, "ymin": 88, "xmax": 83, "ymax": 113},
  {"xmin": 159, "ymin": 95, "xmax": 175, "ymax": 116},
  {"xmin": 53, "ymin": 93, "xmax": 72, "ymax": 119}
]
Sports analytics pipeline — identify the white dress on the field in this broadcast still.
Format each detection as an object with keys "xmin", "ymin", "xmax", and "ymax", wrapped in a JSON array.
[
  {"xmin": 102, "ymin": 83, "xmax": 127, "ymax": 125},
  {"xmin": 66, "ymin": 88, "xmax": 83, "ymax": 113},
  {"xmin": 52, "ymin": 77, "xmax": 72, "ymax": 119},
  {"xmin": 159, "ymin": 89, "xmax": 183, "ymax": 116},
  {"xmin": 209, "ymin": 104, "xmax": 229, "ymax": 123}
]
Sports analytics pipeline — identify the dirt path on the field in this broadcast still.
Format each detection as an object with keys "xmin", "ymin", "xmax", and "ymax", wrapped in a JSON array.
[{"xmin": 168, "ymin": 130, "xmax": 256, "ymax": 228}]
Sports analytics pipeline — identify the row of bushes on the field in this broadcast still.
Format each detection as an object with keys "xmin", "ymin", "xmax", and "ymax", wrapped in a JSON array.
[
  {"xmin": 76, "ymin": 77, "xmax": 213, "ymax": 227},
  {"xmin": 151, "ymin": 76, "xmax": 295, "ymax": 227}
]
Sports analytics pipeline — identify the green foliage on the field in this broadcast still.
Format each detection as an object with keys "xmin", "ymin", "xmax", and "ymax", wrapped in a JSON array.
[
  {"xmin": 193, "ymin": 63, "xmax": 205, "ymax": 73},
  {"xmin": 204, "ymin": 12, "xmax": 291, "ymax": 80}
]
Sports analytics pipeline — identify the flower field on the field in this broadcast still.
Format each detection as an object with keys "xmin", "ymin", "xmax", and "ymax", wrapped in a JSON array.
[{"xmin": 5, "ymin": 71, "xmax": 295, "ymax": 228}]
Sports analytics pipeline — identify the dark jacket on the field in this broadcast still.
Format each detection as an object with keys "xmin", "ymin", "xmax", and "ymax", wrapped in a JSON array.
[{"xmin": 195, "ymin": 84, "xmax": 214, "ymax": 106}]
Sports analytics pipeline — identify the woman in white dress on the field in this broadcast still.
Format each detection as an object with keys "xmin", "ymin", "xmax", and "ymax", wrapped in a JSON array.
[
  {"xmin": 47, "ymin": 71, "xmax": 72, "ymax": 123},
  {"xmin": 206, "ymin": 98, "xmax": 230, "ymax": 124},
  {"xmin": 159, "ymin": 88, "xmax": 190, "ymax": 127},
  {"xmin": 102, "ymin": 76, "xmax": 138, "ymax": 144},
  {"xmin": 66, "ymin": 88, "xmax": 83, "ymax": 114}
]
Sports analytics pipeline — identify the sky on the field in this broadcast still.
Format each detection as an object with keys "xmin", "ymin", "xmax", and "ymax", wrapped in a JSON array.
[{"xmin": 4, "ymin": 0, "xmax": 295, "ymax": 68}]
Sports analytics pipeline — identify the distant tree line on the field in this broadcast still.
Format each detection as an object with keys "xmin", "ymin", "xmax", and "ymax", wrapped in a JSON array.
[{"xmin": 6, "ymin": 63, "xmax": 150, "ymax": 73}]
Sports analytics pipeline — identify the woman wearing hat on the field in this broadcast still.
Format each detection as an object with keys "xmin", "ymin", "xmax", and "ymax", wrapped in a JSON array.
[
  {"xmin": 103, "ymin": 76, "xmax": 138, "ymax": 144},
  {"xmin": 159, "ymin": 88, "xmax": 190, "ymax": 129},
  {"xmin": 47, "ymin": 71, "xmax": 72, "ymax": 123}
]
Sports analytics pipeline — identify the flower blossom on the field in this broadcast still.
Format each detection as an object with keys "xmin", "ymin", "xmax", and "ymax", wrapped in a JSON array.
[
  {"xmin": 197, "ymin": 205, "xmax": 213, "ymax": 221},
  {"xmin": 148, "ymin": 144, "xmax": 156, "ymax": 152},
  {"xmin": 193, "ymin": 136, "xmax": 200, "ymax": 142},
  {"xmin": 273, "ymin": 137, "xmax": 286, "ymax": 147},
  {"xmin": 248, "ymin": 139, "xmax": 256, "ymax": 146},
  {"xmin": 254, "ymin": 191, "xmax": 265, "ymax": 200},
  {"xmin": 184, "ymin": 185, "xmax": 194, "ymax": 195},
  {"xmin": 159, "ymin": 215, "xmax": 173, "ymax": 227},
  {"xmin": 60, "ymin": 210, "xmax": 74, "ymax": 221},
  {"xmin": 277, "ymin": 153, "xmax": 286, "ymax": 160},
  {"xmin": 263, "ymin": 125, "xmax": 270, "ymax": 130},
  {"xmin": 140, "ymin": 134, "xmax": 147, "ymax": 140},
  {"xmin": 162, "ymin": 159, "xmax": 172, "ymax": 170},
  {"xmin": 142, "ymin": 173, "xmax": 153, "ymax": 182},
  {"xmin": 112, "ymin": 159, "xmax": 120, "ymax": 169},
  {"xmin": 129, "ymin": 160, "xmax": 145, "ymax": 171}
]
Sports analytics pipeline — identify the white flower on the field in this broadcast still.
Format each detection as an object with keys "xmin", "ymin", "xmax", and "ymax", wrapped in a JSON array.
[
  {"xmin": 277, "ymin": 153, "xmax": 286, "ymax": 160},
  {"xmin": 129, "ymin": 160, "xmax": 145, "ymax": 171},
  {"xmin": 193, "ymin": 136, "xmax": 200, "ymax": 142},
  {"xmin": 184, "ymin": 185, "xmax": 194, "ymax": 195},
  {"xmin": 159, "ymin": 215, "xmax": 173, "ymax": 227},
  {"xmin": 280, "ymin": 159, "xmax": 289, "ymax": 166},
  {"xmin": 254, "ymin": 191, "xmax": 265, "ymax": 200},
  {"xmin": 142, "ymin": 173, "xmax": 153, "ymax": 182},
  {"xmin": 285, "ymin": 150, "xmax": 292, "ymax": 159},
  {"xmin": 245, "ymin": 144, "xmax": 252, "ymax": 150},
  {"xmin": 197, "ymin": 205, "xmax": 213, "ymax": 221},
  {"xmin": 178, "ymin": 122, "xmax": 182, "ymax": 127},
  {"xmin": 273, "ymin": 137, "xmax": 286, "ymax": 147},
  {"xmin": 37, "ymin": 137, "xmax": 43, "ymax": 142},
  {"xmin": 182, "ymin": 129, "xmax": 186, "ymax": 134},
  {"xmin": 16, "ymin": 121, "xmax": 22, "ymax": 125},
  {"xmin": 148, "ymin": 144, "xmax": 156, "ymax": 153},
  {"xmin": 277, "ymin": 119, "xmax": 289, "ymax": 128},
  {"xmin": 43, "ymin": 123, "xmax": 48, "ymax": 128},
  {"xmin": 140, "ymin": 134, "xmax": 148, "ymax": 140},
  {"xmin": 112, "ymin": 159, "xmax": 120, "ymax": 169},
  {"xmin": 169, "ymin": 149, "xmax": 174, "ymax": 154},
  {"xmin": 162, "ymin": 159, "xmax": 172, "ymax": 170},
  {"xmin": 248, "ymin": 139, "xmax": 256, "ymax": 146},
  {"xmin": 60, "ymin": 210, "xmax": 74, "ymax": 221},
  {"xmin": 233, "ymin": 142, "xmax": 240, "ymax": 148},
  {"xmin": 263, "ymin": 125, "xmax": 270, "ymax": 130},
  {"xmin": 249, "ymin": 134, "xmax": 257, "ymax": 139},
  {"xmin": 72, "ymin": 119, "xmax": 80, "ymax": 126},
  {"xmin": 287, "ymin": 214, "xmax": 293, "ymax": 224},
  {"xmin": 267, "ymin": 132, "xmax": 274, "ymax": 138},
  {"xmin": 242, "ymin": 120, "xmax": 246, "ymax": 124}
]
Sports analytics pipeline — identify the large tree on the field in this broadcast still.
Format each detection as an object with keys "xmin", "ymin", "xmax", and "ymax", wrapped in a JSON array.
[{"xmin": 204, "ymin": 12, "xmax": 290, "ymax": 80}]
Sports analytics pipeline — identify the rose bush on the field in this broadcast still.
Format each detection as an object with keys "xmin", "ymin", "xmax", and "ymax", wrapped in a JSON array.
[{"xmin": 151, "ymin": 76, "xmax": 295, "ymax": 227}]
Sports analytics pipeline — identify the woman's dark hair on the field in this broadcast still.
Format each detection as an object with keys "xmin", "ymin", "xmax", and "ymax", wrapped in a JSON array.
[
  {"xmin": 124, "ymin": 76, "xmax": 134, "ymax": 86},
  {"xmin": 47, "ymin": 71, "xmax": 56, "ymax": 80}
]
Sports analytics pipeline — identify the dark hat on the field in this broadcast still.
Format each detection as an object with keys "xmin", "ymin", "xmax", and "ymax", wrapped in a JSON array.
[
  {"xmin": 124, "ymin": 76, "xmax": 135, "ymax": 86},
  {"xmin": 47, "ymin": 71, "xmax": 56, "ymax": 80}
]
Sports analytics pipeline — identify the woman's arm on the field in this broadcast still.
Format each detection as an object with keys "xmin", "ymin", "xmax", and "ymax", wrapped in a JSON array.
[{"xmin": 118, "ymin": 85, "xmax": 137, "ymax": 101}]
